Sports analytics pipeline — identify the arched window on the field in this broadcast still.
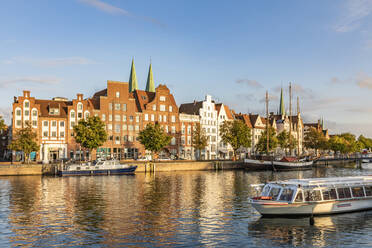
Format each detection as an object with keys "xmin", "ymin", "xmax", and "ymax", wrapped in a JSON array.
[
  {"xmin": 116, "ymin": 91, "xmax": 120, "ymax": 98},
  {"xmin": 32, "ymin": 109, "xmax": 38, "ymax": 118},
  {"xmin": 84, "ymin": 111, "xmax": 90, "ymax": 120},
  {"xmin": 70, "ymin": 110, "xmax": 75, "ymax": 119},
  {"xmin": 77, "ymin": 103, "xmax": 83, "ymax": 111}
]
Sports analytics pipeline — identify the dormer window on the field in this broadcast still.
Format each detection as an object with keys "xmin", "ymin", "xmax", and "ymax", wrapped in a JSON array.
[
  {"xmin": 160, "ymin": 96, "xmax": 166, "ymax": 101},
  {"xmin": 49, "ymin": 108, "xmax": 59, "ymax": 115}
]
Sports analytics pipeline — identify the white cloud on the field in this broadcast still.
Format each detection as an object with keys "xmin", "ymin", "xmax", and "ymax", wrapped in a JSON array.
[
  {"xmin": 356, "ymin": 72, "xmax": 372, "ymax": 89},
  {"xmin": 0, "ymin": 76, "xmax": 61, "ymax": 88},
  {"xmin": 334, "ymin": 0, "xmax": 372, "ymax": 32},
  {"xmin": 1, "ymin": 56, "xmax": 97, "ymax": 67},
  {"xmin": 78, "ymin": 0, "xmax": 164, "ymax": 27},
  {"xmin": 236, "ymin": 79, "xmax": 263, "ymax": 88},
  {"xmin": 78, "ymin": 0, "xmax": 131, "ymax": 16}
]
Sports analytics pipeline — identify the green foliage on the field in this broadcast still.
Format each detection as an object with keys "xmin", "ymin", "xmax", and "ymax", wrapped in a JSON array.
[
  {"xmin": 304, "ymin": 127, "xmax": 327, "ymax": 154},
  {"xmin": 277, "ymin": 130, "xmax": 297, "ymax": 152},
  {"xmin": 256, "ymin": 127, "xmax": 278, "ymax": 153},
  {"xmin": 358, "ymin": 135, "xmax": 372, "ymax": 150},
  {"xmin": 73, "ymin": 116, "xmax": 107, "ymax": 151},
  {"xmin": 8, "ymin": 123, "xmax": 39, "ymax": 163},
  {"xmin": 326, "ymin": 133, "xmax": 362, "ymax": 154},
  {"xmin": 0, "ymin": 115, "xmax": 5, "ymax": 132},
  {"xmin": 220, "ymin": 120, "xmax": 251, "ymax": 159},
  {"xmin": 192, "ymin": 123, "xmax": 208, "ymax": 159},
  {"xmin": 138, "ymin": 123, "xmax": 171, "ymax": 158}
]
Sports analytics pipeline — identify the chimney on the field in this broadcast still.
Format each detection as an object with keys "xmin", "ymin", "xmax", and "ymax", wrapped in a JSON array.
[
  {"xmin": 23, "ymin": 90, "xmax": 30, "ymax": 98},
  {"xmin": 77, "ymin": 93, "xmax": 83, "ymax": 101}
]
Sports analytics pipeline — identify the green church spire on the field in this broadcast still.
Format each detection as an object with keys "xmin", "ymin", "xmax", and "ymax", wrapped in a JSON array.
[
  {"xmin": 145, "ymin": 62, "xmax": 155, "ymax": 92},
  {"xmin": 129, "ymin": 58, "xmax": 138, "ymax": 92},
  {"xmin": 279, "ymin": 88, "xmax": 285, "ymax": 116}
]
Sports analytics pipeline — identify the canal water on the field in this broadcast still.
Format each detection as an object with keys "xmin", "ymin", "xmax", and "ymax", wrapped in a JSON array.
[{"xmin": 0, "ymin": 166, "xmax": 371, "ymax": 247}]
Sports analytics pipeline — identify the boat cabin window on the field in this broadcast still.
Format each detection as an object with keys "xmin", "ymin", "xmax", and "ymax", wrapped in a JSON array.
[
  {"xmin": 95, "ymin": 166, "xmax": 99, "ymax": 169},
  {"xmin": 322, "ymin": 188, "xmax": 337, "ymax": 201},
  {"xmin": 294, "ymin": 189, "xmax": 303, "ymax": 202},
  {"xmin": 337, "ymin": 188, "xmax": 352, "ymax": 199},
  {"xmin": 261, "ymin": 185, "xmax": 271, "ymax": 196},
  {"xmin": 364, "ymin": 186, "xmax": 372, "ymax": 196},
  {"xmin": 351, "ymin": 187, "xmax": 365, "ymax": 198},
  {"xmin": 304, "ymin": 189, "xmax": 322, "ymax": 202},
  {"xmin": 279, "ymin": 188, "xmax": 294, "ymax": 202},
  {"xmin": 268, "ymin": 187, "xmax": 281, "ymax": 200},
  {"xmin": 76, "ymin": 167, "xmax": 81, "ymax": 171}
]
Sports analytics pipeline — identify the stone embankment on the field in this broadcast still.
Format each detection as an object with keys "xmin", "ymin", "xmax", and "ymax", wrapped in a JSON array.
[{"xmin": 0, "ymin": 160, "xmax": 245, "ymax": 176}]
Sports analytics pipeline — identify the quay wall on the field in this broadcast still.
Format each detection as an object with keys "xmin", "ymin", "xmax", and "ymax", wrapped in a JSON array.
[{"xmin": 0, "ymin": 164, "xmax": 42, "ymax": 176}]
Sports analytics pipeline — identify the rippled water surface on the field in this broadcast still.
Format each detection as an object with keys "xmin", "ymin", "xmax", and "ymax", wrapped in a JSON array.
[{"xmin": 0, "ymin": 166, "xmax": 372, "ymax": 247}]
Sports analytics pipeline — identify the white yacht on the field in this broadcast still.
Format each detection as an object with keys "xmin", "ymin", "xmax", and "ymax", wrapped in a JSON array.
[{"xmin": 249, "ymin": 176, "xmax": 372, "ymax": 216}]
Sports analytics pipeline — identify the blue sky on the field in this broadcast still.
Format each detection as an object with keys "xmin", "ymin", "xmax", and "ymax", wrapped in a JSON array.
[{"xmin": 1, "ymin": 0, "xmax": 372, "ymax": 136}]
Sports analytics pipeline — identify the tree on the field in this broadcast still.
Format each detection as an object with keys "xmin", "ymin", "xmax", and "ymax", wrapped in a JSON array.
[
  {"xmin": 73, "ymin": 116, "xmax": 107, "ymax": 160},
  {"xmin": 255, "ymin": 127, "xmax": 278, "ymax": 154},
  {"xmin": 8, "ymin": 123, "xmax": 39, "ymax": 163},
  {"xmin": 277, "ymin": 130, "xmax": 297, "ymax": 155},
  {"xmin": 0, "ymin": 115, "xmax": 5, "ymax": 132},
  {"xmin": 191, "ymin": 123, "xmax": 208, "ymax": 160},
  {"xmin": 220, "ymin": 120, "xmax": 251, "ymax": 160},
  {"xmin": 327, "ymin": 135, "xmax": 348, "ymax": 154},
  {"xmin": 303, "ymin": 127, "xmax": 327, "ymax": 155},
  {"xmin": 358, "ymin": 135, "xmax": 372, "ymax": 150},
  {"xmin": 138, "ymin": 123, "xmax": 171, "ymax": 160}
]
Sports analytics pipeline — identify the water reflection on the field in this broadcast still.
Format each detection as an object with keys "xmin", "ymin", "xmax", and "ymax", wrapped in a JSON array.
[{"xmin": 0, "ymin": 166, "xmax": 371, "ymax": 247}]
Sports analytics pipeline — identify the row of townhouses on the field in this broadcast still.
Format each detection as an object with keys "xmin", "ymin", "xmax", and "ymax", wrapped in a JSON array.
[{"xmin": 6, "ymin": 61, "xmax": 328, "ymax": 163}]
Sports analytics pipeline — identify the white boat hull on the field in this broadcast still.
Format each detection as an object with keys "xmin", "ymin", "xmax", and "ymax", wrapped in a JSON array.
[
  {"xmin": 272, "ymin": 161, "xmax": 313, "ymax": 171},
  {"xmin": 244, "ymin": 159, "xmax": 272, "ymax": 170},
  {"xmin": 362, "ymin": 163, "xmax": 372, "ymax": 170},
  {"xmin": 251, "ymin": 198, "xmax": 372, "ymax": 216}
]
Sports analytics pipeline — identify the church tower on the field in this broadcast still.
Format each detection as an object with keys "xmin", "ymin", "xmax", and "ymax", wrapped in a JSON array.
[
  {"xmin": 145, "ymin": 62, "xmax": 155, "ymax": 92},
  {"xmin": 129, "ymin": 58, "xmax": 138, "ymax": 92}
]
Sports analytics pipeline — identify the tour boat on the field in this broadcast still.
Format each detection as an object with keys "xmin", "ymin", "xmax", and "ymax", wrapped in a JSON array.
[
  {"xmin": 58, "ymin": 159, "xmax": 137, "ymax": 176},
  {"xmin": 249, "ymin": 176, "xmax": 372, "ymax": 217}
]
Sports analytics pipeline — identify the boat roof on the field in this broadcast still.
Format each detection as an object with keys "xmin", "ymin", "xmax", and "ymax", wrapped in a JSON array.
[{"xmin": 270, "ymin": 176, "xmax": 372, "ymax": 187}]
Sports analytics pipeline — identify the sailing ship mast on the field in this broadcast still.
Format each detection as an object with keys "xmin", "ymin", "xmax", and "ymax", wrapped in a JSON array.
[
  {"xmin": 266, "ymin": 91, "xmax": 269, "ymax": 154},
  {"xmin": 297, "ymin": 96, "xmax": 300, "ymax": 156},
  {"xmin": 289, "ymin": 83, "xmax": 292, "ymax": 156}
]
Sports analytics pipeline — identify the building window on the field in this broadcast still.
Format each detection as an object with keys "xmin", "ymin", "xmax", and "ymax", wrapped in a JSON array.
[
  {"xmin": 171, "ymin": 126, "xmax": 176, "ymax": 134},
  {"xmin": 60, "ymin": 121, "xmax": 65, "ymax": 127},
  {"xmin": 70, "ymin": 110, "xmax": 75, "ymax": 118},
  {"xmin": 115, "ymin": 103, "xmax": 121, "ymax": 110},
  {"xmin": 60, "ymin": 132, "xmax": 65, "ymax": 138},
  {"xmin": 116, "ymin": 91, "xmax": 120, "ymax": 98},
  {"xmin": 77, "ymin": 103, "xmax": 83, "ymax": 111},
  {"xmin": 164, "ymin": 115, "xmax": 167, "ymax": 122},
  {"xmin": 135, "ymin": 125, "xmax": 139, "ymax": 131},
  {"xmin": 136, "ymin": 116, "xmax": 140, "ymax": 123},
  {"xmin": 16, "ymin": 120, "xmax": 21, "ymax": 127},
  {"xmin": 171, "ymin": 115, "xmax": 176, "ymax": 123},
  {"xmin": 169, "ymin": 106, "xmax": 173, "ymax": 112},
  {"xmin": 102, "ymin": 114, "xmax": 106, "ymax": 121},
  {"xmin": 151, "ymin": 114, "xmax": 155, "ymax": 121},
  {"xmin": 123, "ymin": 115, "xmax": 127, "ymax": 122},
  {"xmin": 43, "ymin": 131, "xmax": 48, "ymax": 137},
  {"xmin": 165, "ymin": 125, "xmax": 168, "ymax": 133},
  {"xmin": 145, "ymin": 114, "xmax": 148, "ymax": 121},
  {"xmin": 160, "ymin": 105, "xmax": 166, "ymax": 111},
  {"xmin": 159, "ymin": 115, "xmax": 162, "ymax": 122},
  {"xmin": 122, "ymin": 124, "xmax": 127, "ymax": 130},
  {"xmin": 129, "ymin": 116, "xmax": 134, "ymax": 122},
  {"xmin": 43, "ymin": 121, "xmax": 48, "ymax": 127},
  {"xmin": 85, "ymin": 112, "xmax": 90, "ymax": 119},
  {"xmin": 152, "ymin": 105, "xmax": 156, "ymax": 111},
  {"xmin": 24, "ymin": 101, "xmax": 29, "ymax": 108},
  {"xmin": 128, "ymin": 125, "xmax": 134, "ymax": 131},
  {"xmin": 182, "ymin": 126, "xmax": 185, "ymax": 134},
  {"xmin": 187, "ymin": 136, "xmax": 191, "ymax": 145},
  {"xmin": 123, "ymin": 135, "xmax": 128, "ymax": 142},
  {"xmin": 122, "ymin": 104, "xmax": 127, "ymax": 111},
  {"xmin": 115, "ymin": 124, "xmax": 121, "ymax": 133},
  {"xmin": 71, "ymin": 121, "xmax": 75, "ymax": 128},
  {"xmin": 109, "ymin": 103, "xmax": 112, "ymax": 110},
  {"xmin": 160, "ymin": 96, "xmax": 166, "ymax": 101},
  {"xmin": 52, "ymin": 121, "xmax": 57, "ymax": 127},
  {"xmin": 32, "ymin": 120, "xmax": 37, "ymax": 127},
  {"xmin": 51, "ymin": 131, "xmax": 57, "ymax": 137},
  {"xmin": 128, "ymin": 136, "xmax": 133, "ymax": 142},
  {"xmin": 108, "ymin": 124, "xmax": 112, "ymax": 130},
  {"xmin": 115, "ymin": 136, "xmax": 120, "ymax": 144},
  {"xmin": 32, "ymin": 110, "xmax": 37, "ymax": 117},
  {"xmin": 24, "ymin": 110, "xmax": 29, "ymax": 116},
  {"xmin": 115, "ymin": 115, "xmax": 120, "ymax": 122},
  {"xmin": 187, "ymin": 126, "xmax": 191, "ymax": 134},
  {"xmin": 49, "ymin": 108, "xmax": 59, "ymax": 115},
  {"xmin": 181, "ymin": 137, "xmax": 185, "ymax": 145},
  {"xmin": 171, "ymin": 137, "xmax": 176, "ymax": 145},
  {"xmin": 109, "ymin": 115, "xmax": 112, "ymax": 121},
  {"xmin": 16, "ymin": 109, "xmax": 21, "ymax": 116}
]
